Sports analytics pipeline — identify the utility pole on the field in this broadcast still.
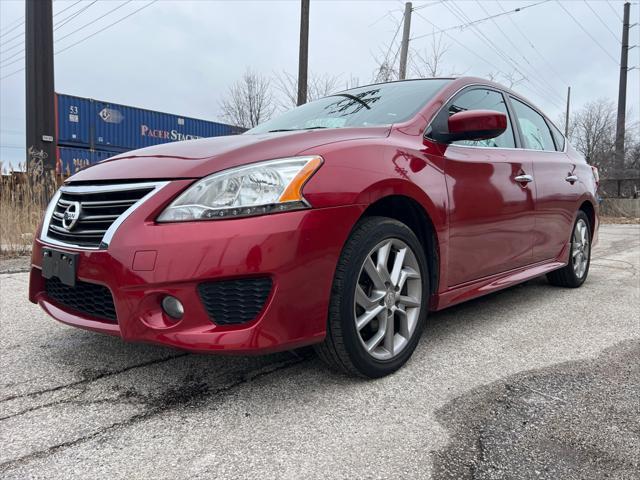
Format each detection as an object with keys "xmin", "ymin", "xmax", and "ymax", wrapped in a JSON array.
[
  {"xmin": 297, "ymin": 0, "xmax": 310, "ymax": 106},
  {"xmin": 25, "ymin": 0, "xmax": 56, "ymax": 174},
  {"xmin": 614, "ymin": 2, "xmax": 630, "ymax": 175},
  {"xmin": 564, "ymin": 86, "xmax": 571, "ymax": 137},
  {"xmin": 398, "ymin": 2, "xmax": 412, "ymax": 80}
]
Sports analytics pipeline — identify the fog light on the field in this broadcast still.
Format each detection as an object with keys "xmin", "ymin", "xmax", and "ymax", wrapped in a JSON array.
[{"xmin": 161, "ymin": 295, "xmax": 184, "ymax": 320}]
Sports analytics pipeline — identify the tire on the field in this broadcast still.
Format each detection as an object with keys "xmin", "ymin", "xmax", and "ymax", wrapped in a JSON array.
[
  {"xmin": 314, "ymin": 216, "xmax": 429, "ymax": 378},
  {"xmin": 546, "ymin": 211, "xmax": 592, "ymax": 288}
]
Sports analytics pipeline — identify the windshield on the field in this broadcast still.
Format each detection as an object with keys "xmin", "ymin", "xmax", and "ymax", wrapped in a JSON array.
[{"xmin": 247, "ymin": 79, "xmax": 452, "ymax": 134}]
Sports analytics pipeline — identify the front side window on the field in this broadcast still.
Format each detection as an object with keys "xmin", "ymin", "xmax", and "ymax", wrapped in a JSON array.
[
  {"xmin": 510, "ymin": 98, "xmax": 555, "ymax": 151},
  {"xmin": 447, "ymin": 88, "xmax": 515, "ymax": 148},
  {"xmin": 247, "ymin": 79, "xmax": 452, "ymax": 134}
]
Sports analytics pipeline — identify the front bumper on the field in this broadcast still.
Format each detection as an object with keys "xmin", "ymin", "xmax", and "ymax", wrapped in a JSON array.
[{"xmin": 30, "ymin": 184, "xmax": 364, "ymax": 354}]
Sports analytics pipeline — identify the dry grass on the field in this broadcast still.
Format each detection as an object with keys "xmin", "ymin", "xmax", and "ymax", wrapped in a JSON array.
[
  {"xmin": 1, "ymin": 160, "xmax": 637, "ymax": 257},
  {"xmin": 1, "ymin": 161, "xmax": 61, "ymax": 257}
]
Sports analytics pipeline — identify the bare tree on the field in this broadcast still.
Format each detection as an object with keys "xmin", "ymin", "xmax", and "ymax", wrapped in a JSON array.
[
  {"xmin": 373, "ymin": 55, "xmax": 398, "ymax": 83},
  {"xmin": 220, "ymin": 69, "xmax": 275, "ymax": 129},
  {"xmin": 560, "ymin": 99, "xmax": 640, "ymax": 181},
  {"xmin": 411, "ymin": 33, "xmax": 451, "ymax": 78},
  {"xmin": 564, "ymin": 98, "xmax": 616, "ymax": 174},
  {"xmin": 626, "ymin": 134, "xmax": 640, "ymax": 171},
  {"xmin": 343, "ymin": 75, "xmax": 361, "ymax": 90},
  {"xmin": 372, "ymin": 24, "xmax": 402, "ymax": 83},
  {"xmin": 274, "ymin": 71, "xmax": 341, "ymax": 110},
  {"xmin": 487, "ymin": 70, "xmax": 525, "ymax": 88},
  {"xmin": 309, "ymin": 73, "xmax": 341, "ymax": 100}
]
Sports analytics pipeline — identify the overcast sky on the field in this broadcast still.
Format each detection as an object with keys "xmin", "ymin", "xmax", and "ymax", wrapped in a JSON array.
[{"xmin": 1, "ymin": 0, "xmax": 638, "ymax": 168}]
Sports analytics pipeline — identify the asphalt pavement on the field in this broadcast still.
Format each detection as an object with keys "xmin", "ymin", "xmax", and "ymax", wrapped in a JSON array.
[{"xmin": 1, "ymin": 224, "xmax": 638, "ymax": 479}]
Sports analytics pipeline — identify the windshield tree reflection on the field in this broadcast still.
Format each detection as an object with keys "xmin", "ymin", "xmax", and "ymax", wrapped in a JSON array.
[{"xmin": 247, "ymin": 79, "xmax": 452, "ymax": 134}]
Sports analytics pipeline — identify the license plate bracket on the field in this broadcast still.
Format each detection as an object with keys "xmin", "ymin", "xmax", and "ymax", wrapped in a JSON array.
[{"xmin": 42, "ymin": 248, "xmax": 78, "ymax": 287}]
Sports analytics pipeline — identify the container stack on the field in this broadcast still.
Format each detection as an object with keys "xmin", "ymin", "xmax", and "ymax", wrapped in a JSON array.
[{"xmin": 55, "ymin": 94, "xmax": 244, "ymax": 175}]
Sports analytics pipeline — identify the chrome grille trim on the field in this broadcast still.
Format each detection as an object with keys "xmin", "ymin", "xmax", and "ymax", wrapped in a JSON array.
[{"xmin": 40, "ymin": 181, "xmax": 169, "ymax": 250}]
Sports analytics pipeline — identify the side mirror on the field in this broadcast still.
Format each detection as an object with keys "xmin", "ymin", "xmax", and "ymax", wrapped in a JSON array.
[{"xmin": 431, "ymin": 110, "xmax": 507, "ymax": 143}]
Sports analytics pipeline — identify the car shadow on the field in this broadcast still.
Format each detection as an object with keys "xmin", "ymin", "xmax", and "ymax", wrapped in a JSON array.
[
  {"xmin": 35, "ymin": 275, "xmax": 563, "ymax": 405},
  {"xmin": 0, "ymin": 271, "xmax": 595, "ymax": 474}
]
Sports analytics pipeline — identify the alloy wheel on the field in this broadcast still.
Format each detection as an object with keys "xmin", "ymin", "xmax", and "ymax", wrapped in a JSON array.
[
  {"xmin": 353, "ymin": 238, "xmax": 422, "ymax": 361},
  {"xmin": 572, "ymin": 218, "xmax": 590, "ymax": 279}
]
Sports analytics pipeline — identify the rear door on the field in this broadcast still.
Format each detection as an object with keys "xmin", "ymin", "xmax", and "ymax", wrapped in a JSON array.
[
  {"xmin": 508, "ymin": 97, "xmax": 577, "ymax": 262},
  {"xmin": 435, "ymin": 87, "xmax": 535, "ymax": 287}
]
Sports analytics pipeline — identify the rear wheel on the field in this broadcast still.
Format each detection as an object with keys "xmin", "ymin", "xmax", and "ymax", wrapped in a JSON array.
[
  {"xmin": 547, "ymin": 211, "xmax": 591, "ymax": 288},
  {"xmin": 315, "ymin": 216, "xmax": 429, "ymax": 378}
]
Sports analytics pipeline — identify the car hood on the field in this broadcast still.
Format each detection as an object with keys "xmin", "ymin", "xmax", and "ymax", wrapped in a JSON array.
[{"xmin": 67, "ymin": 126, "xmax": 391, "ymax": 182}]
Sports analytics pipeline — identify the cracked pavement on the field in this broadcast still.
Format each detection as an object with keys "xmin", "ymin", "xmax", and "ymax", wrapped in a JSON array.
[{"xmin": 1, "ymin": 224, "xmax": 638, "ymax": 479}]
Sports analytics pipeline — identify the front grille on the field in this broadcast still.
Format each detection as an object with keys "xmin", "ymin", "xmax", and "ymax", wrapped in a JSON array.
[
  {"xmin": 46, "ymin": 185, "xmax": 155, "ymax": 248},
  {"xmin": 45, "ymin": 277, "xmax": 117, "ymax": 322},
  {"xmin": 198, "ymin": 278, "xmax": 272, "ymax": 325}
]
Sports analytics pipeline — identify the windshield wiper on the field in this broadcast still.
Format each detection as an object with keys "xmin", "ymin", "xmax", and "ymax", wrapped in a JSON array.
[
  {"xmin": 268, "ymin": 126, "xmax": 329, "ymax": 133},
  {"xmin": 329, "ymin": 93, "xmax": 371, "ymax": 109}
]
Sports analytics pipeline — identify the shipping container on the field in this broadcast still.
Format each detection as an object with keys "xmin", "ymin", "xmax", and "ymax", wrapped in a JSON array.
[
  {"xmin": 57, "ymin": 146, "xmax": 119, "ymax": 176},
  {"xmin": 56, "ymin": 95, "xmax": 92, "ymax": 147},
  {"xmin": 56, "ymin": 93, "xmax": 244, "ymax": 152}
]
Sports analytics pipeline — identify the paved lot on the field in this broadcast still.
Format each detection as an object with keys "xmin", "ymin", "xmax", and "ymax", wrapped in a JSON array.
[{"xmin": 1, "ymin": 224, "xmax": 638, "ymax": 479}]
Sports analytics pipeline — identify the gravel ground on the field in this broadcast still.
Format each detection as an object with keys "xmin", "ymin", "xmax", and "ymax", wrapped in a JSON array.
[
  {"xmin": 1, "ymin": 224, "xmax": 638, "ymax": 479},
  {"xmin": 0, "ymin": 256, "xmax": 30, "ymax": 274},
  {"xmin": 432, "ymin": 340, "xmax": 639, "ymax": 479}
]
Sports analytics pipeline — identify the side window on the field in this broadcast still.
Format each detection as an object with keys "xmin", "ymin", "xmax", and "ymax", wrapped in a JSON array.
[
  {"xmin": 510, "ymin": 98, "xmax": 555, "ymax": 151},
  {"xmin": 548, "ymin": 121, "xmax": 566, "ymax": 151},
  {"xmin": 447, "ymin": 88, "xmax": 515, "ymax": 148}
]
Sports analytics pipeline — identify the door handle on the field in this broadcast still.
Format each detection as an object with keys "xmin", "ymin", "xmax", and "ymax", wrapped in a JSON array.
[
  {"xmin": 514, "ymin": 174, "xmax": 533, "ymax": 184},
  {"xmin": 565, "ymin": 175, "xmax": 578, "ymax": 184}
]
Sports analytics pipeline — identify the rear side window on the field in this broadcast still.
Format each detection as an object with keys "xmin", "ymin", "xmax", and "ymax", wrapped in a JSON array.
[
  {"xmin": 548, "ymin": 121, "xmax": 566, "ymax": 151},
  {"xmin": 510, "ymin": 98, "xmax": 555, "ymax": 151},
  {"xmin": 447, "ymin": 88, "xmax": 515, "ymax": 148}
]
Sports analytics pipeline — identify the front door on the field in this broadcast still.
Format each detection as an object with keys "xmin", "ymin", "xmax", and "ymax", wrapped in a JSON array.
[{"xmin": 434, "ymin": 87, "xmax": 536, "ymax": 286}]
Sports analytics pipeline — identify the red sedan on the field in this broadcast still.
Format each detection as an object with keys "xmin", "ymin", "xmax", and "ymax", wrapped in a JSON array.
[{"xmin": 29, "ymin": 78, "xmax": 599, "ymax": 378}]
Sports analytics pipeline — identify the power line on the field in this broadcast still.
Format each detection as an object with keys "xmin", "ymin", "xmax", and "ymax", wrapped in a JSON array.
[
  {"xmin": 56, "ymin": 1, "xmax": 133, "ymax": 44},
  {"xmin": 369, "ymin": 9, "xmax": 401, "ymax": 28},
  {"xmin": 377, "ymin": 17, "xmax": 404, "ymax": 77},
  {"xmin": 0, "ymin": 19, "xmax": 24, "ymax": 39},
  {"xmin": 53, "ymin": 1, "xmax": 85, "ymax": 18},
  {"xmin": 0, "ymin": 44, "xmax": 25, "ymax": 66},
  {"xmin": 1, "ymin": 0, "xmax": 86, "ymax": 36},
  {"xmin": 1, "ymin": 1, "xmax": 106, "ymax": 66},
  {"xmin": 0, "ymin": 145, "xmax": 26, "ymax": 150},
  {"xmin": 53, "ymin": 1, "xmax": 98, "ymax": 32},
  {"xmin": 412, "ymin": 1, "xmax": 446, "ymax": 12},
  {"xmin": 410, "ymin": 0, "xmax": 549, "ymax": 41},
  {"xmin": 583, "ymin": 0, "xmax": 621, "ymax": 43},
  {"xmin": 57, "ymin": 2, "xmax": 158, "ymax": 54},
  {"xmin": 606, "ymin": 0, "xmax": 623, "ymax": 21},
  {"xmin": 0, "ymin": 0, "xmax": 76, "ymax": 38},
  {"xmin": 474, "ymin": 0, "xmax": 566, "ymax": 104},
  {"xmin": 0, "ymin": 28, "xmax": 26, "ymax": 51},
  {"xmin": 0, "ymin": 0, "xmax": 157, "ymax": 78},
  {"xmin": 495, "ymin": 0, "xmax": 570, "ymax": 87},
  {"xmin": 556, "ymin": 1, "xmax": 619, "ymax": 65},
  {"xmin": 1, "ymin": 1, "xmax": 158, "ymax": 81},
  {"xmin": 0, "ymin": 0, "xmax": 93, "ymax": 55},
  {"xmin": 1, "ymin": 14, "xmax": 24, "ymax": 34},
  {"xmin": 412, "ymin": 8, "xmax": 564, "ymax": 110},
  {"xmin": 443, "ymin": 1, "xmax": 565, "ymax": 108}
]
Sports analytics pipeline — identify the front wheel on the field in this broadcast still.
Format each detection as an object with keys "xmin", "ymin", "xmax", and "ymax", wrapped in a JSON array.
[
  {"xmin": 314, "ymin": 216, "xmax": 429, "ymax": 378},
  {"xmin": 546, "ymin": 211, "xmax": 592, "ymax": 288}
]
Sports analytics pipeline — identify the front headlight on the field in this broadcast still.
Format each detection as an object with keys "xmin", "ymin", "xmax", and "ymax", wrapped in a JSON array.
[{"xmin": 157, "ymin": 156, "xmax": 323, "ymax": 222}]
